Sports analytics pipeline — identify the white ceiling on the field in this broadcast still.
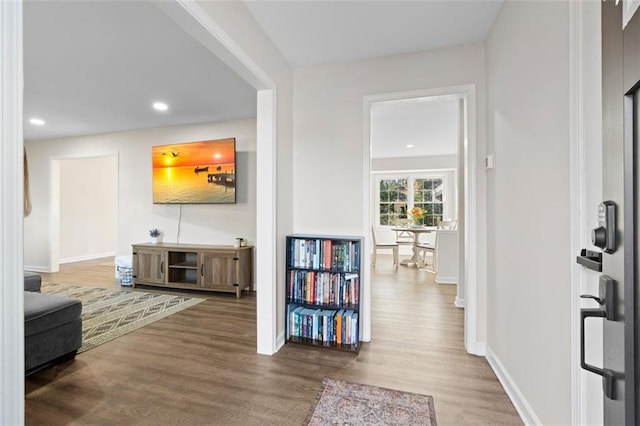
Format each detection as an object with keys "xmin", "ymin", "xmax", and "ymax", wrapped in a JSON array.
[
  {"xmin": 371, "ymin": 97, "xmax": 460, "ymax": 159},
  {"xmin": 243, "ymin": 0, "xmax": 503, "ymax": 67},
  {"xmin": 23, "ymin": 1, "xmax": 502, "ymax": 148},
  {"xmin": 23, "ymin": 1, "xmax": 257, "ymax": 141}
]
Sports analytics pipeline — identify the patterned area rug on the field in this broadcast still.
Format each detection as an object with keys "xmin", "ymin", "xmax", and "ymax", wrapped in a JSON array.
[
  {"xmin": 42, "ymin": 283, "xmax": 205, "ymax": 353},
  {"xmin": 307, "ymin": 378, "xmax": 437, "ymax": 426}
]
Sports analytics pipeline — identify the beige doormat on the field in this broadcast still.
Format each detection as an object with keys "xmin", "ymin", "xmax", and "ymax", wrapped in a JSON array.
[
  {"xmin": 307, "ymin": 378, "xmax": 437, "ymax": 425},
  {"xmin": 42, "ymin": 283, "xmax": 204, "ymax": 353}
]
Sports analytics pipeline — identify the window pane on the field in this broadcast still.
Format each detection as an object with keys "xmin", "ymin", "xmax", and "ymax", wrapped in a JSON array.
[
  {"xmin": 380, "ymin": 215, "xmax": 390, "ymax": 226},
  {"xmin": 435, "ymin": 192, "xmax": 443, "ymax": 202},
  {"xmin": 434, "ymin": 204, "xmax": 443, "ymax": 214},
  {"xmin": 380, "ymin": 191, "xmax": 390, "ymax": 202},
  {"xmin": 380, "ymin": 204, "xmax": 389, "ymax": 214},
  {"xmin": 425, "ymin": 189, "xmax": 432, "ymax": 201},
  {"xmin": 433, "ymin": 178, "xmax": 443, "ymax": 188}
]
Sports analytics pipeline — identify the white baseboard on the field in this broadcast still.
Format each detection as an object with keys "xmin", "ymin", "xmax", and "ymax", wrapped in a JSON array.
[
  {"xmin": 59, "ymin": 251, "xmax": 115, "ymax": 264},
  {"xmin": 485, "ymin": 345, "xmax": 541, "ymax": 425},
  {"xmin": 435, "ymin": 276, "xmax": 457, "ymax": 284},
  {"xmin": 276, "ymin": 332, "xmax": 285, "ymax": 352},
  {"xmin": 454, "ymin": 297, "xmax": 465, "ymax": 308},
  {"xmin": 23, "ymin": 265, "xmax": 50, "ymax": 273},
  {"xmin": 467, "ymin": 340, "xmax": 486, "ymax": 356}
]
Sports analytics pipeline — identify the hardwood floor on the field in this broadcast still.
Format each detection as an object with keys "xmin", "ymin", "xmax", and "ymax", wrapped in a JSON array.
[{"xmin": 25, "ymin": 256, "xmax": 521, "ymax": 425}]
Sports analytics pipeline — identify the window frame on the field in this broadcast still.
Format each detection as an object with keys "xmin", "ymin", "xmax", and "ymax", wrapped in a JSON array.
[{"xmin": 373, "ymin": 171, "xmax": 451, "ymax": 228}]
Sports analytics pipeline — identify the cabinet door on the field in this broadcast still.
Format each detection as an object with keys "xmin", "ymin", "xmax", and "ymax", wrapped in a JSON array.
[
  {"xmin": 134, "ymin": 248, "xmax": 165, "ymax": 285},
  {"xmin": 200, "ymin": 251, "xmax": 237, "ymax": 292}
]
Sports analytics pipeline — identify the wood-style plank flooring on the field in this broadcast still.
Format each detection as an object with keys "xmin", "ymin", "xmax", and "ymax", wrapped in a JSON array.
[{"xmin": 25, "ymin": 256, "xmax": 521, "ymax": 425}]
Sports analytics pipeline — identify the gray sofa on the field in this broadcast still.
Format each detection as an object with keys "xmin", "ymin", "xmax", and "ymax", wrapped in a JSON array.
[{"xmin": 24, "ymin": 272, "xmax": 82, "ymax": 375}]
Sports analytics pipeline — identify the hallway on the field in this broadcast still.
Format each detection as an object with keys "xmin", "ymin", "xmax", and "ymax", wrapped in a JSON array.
[{"xmin": 25, "ymin": 256, "xmax": 520, "ymax": 425}]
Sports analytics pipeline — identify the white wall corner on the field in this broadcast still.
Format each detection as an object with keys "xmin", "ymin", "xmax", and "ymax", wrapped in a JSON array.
[
  {"xmin": 256, "ymin": 89, "xmax": 277, "ymax": 355},
  {"xmin": 485, "ymin": 345, "xmax": 542, "ymax": 426},
  {"xmin": 454, "ymin": 297, "xmax": 466, "ymax": 308}
]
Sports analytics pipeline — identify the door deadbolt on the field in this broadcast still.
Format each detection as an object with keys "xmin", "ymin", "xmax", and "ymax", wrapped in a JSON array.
[{"xmin": 592, "ymin": 201, "xmax": 616, "ymax": 253}]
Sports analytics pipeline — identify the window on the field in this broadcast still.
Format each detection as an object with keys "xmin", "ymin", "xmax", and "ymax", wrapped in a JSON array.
[
  {"xmin": 413, "ymin": 177, "xmax": 443, "ymax": 226},
  {"xmin": 376, "ymin": 174, "xmax": 446, "ymax": 227},
  {"xmin": 378, "ymin": 178, "xmax": 408, "ymax": 226}
]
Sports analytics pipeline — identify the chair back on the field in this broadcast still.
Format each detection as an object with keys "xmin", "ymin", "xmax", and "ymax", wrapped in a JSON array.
[
  {"xmin": 438, "ymin": 219, "xmax": 457, "ymax": 230},
  {"xmin": 371, "ymin": 225, "xmax": 377, "ymax": 246}
]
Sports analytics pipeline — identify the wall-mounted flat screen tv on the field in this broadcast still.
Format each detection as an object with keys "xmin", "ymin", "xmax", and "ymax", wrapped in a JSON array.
[{"xmin": 152, "ymin": 138, "xmax": 236, "ymax": 204}]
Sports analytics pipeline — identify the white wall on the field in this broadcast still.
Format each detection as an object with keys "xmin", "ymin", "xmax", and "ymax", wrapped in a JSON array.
[
  {"xmin": 58, "ymin": 155, "xmax": 117, "ymax": 263},
  {"xmin": 24, "ymin": 119, "xmax": 256, "ymax": 271},
  {"xmin": 485, "ymin": 1, "xmax": 571, "ymax": 424},
  {"xmin": 372, "ymin": 154, "xmax": 457, "ymax": 171},
  {"xmin": 293, "ymin": 43, "xmax": 487, "ymax": 342}
]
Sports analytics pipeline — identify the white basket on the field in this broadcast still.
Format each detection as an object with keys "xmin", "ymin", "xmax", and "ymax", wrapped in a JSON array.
[{"xmin": 117, "ymin": 266, "xmax": 133, "ymax": 286}]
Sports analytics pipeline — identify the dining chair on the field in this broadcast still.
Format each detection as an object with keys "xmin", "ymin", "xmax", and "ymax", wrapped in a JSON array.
[
  {"xmin": 415, "ymin": 219, "xmax": 458, "ymax": 270},
  {"xmin": 415, "ymin": 232, "xmax": 437, "ymax": 270},
  {"xmin": 371, "ymin": 226, "xmax": 398, "ymax": 268}
]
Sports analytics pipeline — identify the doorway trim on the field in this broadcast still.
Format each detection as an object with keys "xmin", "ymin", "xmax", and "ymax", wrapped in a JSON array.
[
  {"xmin": 0, "ymin": 0, "xmax": 25, "ymax": 423},
  {"xmin": 362, "ymin": 84, "xmax": 484, "ymax": 353}
]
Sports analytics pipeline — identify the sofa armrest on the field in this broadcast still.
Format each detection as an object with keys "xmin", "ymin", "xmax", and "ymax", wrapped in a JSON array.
[{"xmin": 24, "ymin": 272, "xmax": 42, "ymax": 293}]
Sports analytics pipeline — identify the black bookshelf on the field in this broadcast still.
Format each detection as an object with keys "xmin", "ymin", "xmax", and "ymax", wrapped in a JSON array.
[{"xmin": 285, "ymin": 234, "xmax": 363, "ymax": 353}]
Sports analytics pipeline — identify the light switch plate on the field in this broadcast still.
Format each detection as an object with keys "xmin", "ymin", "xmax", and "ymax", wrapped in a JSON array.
[{"xmin": 485, "ymin": 153, "xmax": 495, "ymax": 170}]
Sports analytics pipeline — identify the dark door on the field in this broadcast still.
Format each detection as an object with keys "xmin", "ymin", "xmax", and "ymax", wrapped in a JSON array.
[{"xmin": 598, "ymin": 1, "xmax": 639, "ymax": 423}]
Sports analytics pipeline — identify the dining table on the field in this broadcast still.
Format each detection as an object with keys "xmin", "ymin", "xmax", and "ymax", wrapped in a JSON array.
[{"xmin": 391, "ymin": 226, "xmax": 437, "ymax": 266}]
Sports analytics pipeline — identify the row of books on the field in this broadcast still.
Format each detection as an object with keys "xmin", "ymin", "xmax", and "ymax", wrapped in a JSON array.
[
  {"xmin": 287, "ymin": 305, "xmax": 358, "ymax": 346},
  {"xmin": 287, "ymin": 270, "xmax": 359, "ymax": 307},
  {"xmin": 288, "ymin": 238, "xmax": 360, "ymax": 272}
]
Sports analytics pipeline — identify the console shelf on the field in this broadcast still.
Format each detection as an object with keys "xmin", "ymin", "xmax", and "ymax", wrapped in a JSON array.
[{"xmin": 132, "ymin": 242, "xmax": 253, "ymax": 298}]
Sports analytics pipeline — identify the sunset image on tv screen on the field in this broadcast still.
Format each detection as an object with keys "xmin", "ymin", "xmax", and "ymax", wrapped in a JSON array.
[{"xmin": 152, "ymin": 138, "xmax": 236, "ymax": 204}]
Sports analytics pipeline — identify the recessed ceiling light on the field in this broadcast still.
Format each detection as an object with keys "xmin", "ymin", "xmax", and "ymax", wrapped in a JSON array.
[
  {"xmin": 152, "ymin": 102, "xmax": 169, "ymax": 112},
  {"xmin": 406, "ymin": 144, "xmax": 414, "ymax": 149},
  {"xmin": 29, "ymin": 118, "xmax": 45, "ymax": 126}
]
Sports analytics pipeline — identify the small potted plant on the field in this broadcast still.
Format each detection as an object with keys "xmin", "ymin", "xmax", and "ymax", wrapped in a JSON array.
[{"xmin": 149, "ymin": 228, "xmax": 161, "ymax": 244}]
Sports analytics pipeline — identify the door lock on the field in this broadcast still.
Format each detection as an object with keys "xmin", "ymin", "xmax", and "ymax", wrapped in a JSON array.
[{"xmin": 592, "ymin": 201, "xmax": 617, "ymax": 253}]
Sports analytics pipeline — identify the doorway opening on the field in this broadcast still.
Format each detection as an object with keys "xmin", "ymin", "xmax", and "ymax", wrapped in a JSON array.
[
  {"xmin": 362, "ymin": 85, "xmax": 482, "ymax": 354},
  {"xmin": 50, "ymin": 154, "xmax": 118, "ymax": 272}
]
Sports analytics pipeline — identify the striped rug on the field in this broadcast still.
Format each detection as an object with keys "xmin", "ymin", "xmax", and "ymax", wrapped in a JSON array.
[{"xmin": 42, "ymin": 283, "xmax": 205, "ymax": 353}]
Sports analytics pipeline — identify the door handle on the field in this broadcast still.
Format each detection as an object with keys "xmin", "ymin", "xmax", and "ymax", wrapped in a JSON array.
[
  {"xmin": 580, "ymin": 307, "xmax": 615, "ymax": 399},
  {"xmin": 579, "ymin": 275, "xmax": 616, "ymax": 399},
  {"xmin": 201, "ymin": 264, "xmax": 204, "ymax": 277},
  {"xmin": 160, "ymin": 261, "xmax": 164, "ymax": 274},
  {"xmin": 580, "ymin": 294, "xmax": 603, "ymax": 305}
]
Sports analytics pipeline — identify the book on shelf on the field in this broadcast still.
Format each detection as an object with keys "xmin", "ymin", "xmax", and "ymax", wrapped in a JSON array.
[
  {"xmin": 287, "ymin": 305, "xmax": 360, "ymax": 346},
  {"xmin": 286, "ymin": 234, "xmax": 361, "ymax": 352},
  {"xmin": 287, "ymin": 270, "xmax": 359, "ymax": 308},
  {"xmin": 288, "ymin": 237, "xmax": 360, "ymax": 272}
]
